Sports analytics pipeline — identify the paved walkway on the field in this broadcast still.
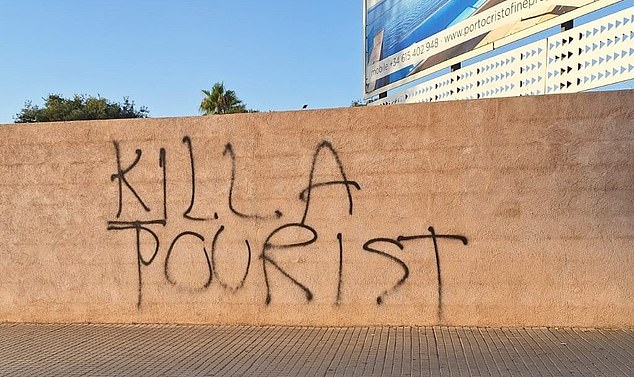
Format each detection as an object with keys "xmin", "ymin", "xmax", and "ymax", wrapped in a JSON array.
[{"xmin": 0, "ymin": 324, "xmax": 632, "ymax": 376}]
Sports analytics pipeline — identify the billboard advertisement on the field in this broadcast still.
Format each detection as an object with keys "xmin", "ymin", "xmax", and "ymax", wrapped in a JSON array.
[{"xmin": 364, "ymin": 0, "xmax": 616, "ymax": 97}]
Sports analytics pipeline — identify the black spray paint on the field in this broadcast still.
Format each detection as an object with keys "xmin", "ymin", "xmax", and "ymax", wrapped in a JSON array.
[
  {"xmin": 260, "ymin": 141, "xmax": 361, "ymax": 305},
  {"xmin": 398, "ymin": 227, "xmax": 468, "ymax": 320},
  {"xmin": 223, "ymin": 143, "xmax": 282, "ymax": 220},
  {"xmin": 110, "ymin": 141, "xmax": 151, "ymax": 218},
  {"xmin": 182, "ymin": 136, "xmax": 217, "ymax": 221},
  {"xmin": 107, "ymin": 138, "xmax": 468, "ymax": 312}
]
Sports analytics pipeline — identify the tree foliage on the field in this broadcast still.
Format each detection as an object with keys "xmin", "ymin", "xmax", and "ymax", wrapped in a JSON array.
[
  {"xmin": 200, "ymin": 82, "xmax": 249, "ymax": 115},
  {"xmin": 350, "ymin": 99, "xmax": 367, "ymax": 107},
  {"xmin": 14, "ymin": 94, "xmax": 149, "ymax": 123}
]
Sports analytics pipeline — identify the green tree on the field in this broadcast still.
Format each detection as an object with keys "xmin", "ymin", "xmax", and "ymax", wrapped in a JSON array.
[
  {"xmin": 14, "ymin": 94, "xmax": 149, "ymax": 123},
  {"xmin": 351, "ymin": 99, "xmax": 367, "ymax": 107},
  {"xmin": 200, "ymin": 82, "xmax": 248, "ymax": 115}
]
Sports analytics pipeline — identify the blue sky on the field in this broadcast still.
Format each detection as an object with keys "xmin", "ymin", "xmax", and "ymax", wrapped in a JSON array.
[
  {"xmin": 0, "ymin": 0, "xmax": 362, "ymax": 123},
  {"xmin": 0, "ymin": 1, "xmax": 631, "ymax": 124}
]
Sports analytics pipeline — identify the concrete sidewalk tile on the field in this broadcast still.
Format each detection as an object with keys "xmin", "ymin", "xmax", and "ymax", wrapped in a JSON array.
[
  {"xmin": 337, "ymin": 326, "xmax": 363, "ymax": 377},
  {"xmin": 0, "ymin": 324, "xmax": 632, "ymax": 376}
]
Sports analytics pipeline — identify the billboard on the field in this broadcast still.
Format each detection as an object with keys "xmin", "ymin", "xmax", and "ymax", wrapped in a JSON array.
[{"xmin": 364, "ymin": 0, "xmax": 618, "ymax": 98}]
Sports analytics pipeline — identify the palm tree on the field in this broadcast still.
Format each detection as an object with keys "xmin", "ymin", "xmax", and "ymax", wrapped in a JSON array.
[{"xmin": 200, "ymin": 82, "xmax": 247, "ymax": 115}]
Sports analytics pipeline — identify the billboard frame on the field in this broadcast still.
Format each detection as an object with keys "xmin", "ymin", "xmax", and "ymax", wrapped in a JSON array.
[{"xmin": 363, "ymin": 0, "xmax": 623, "ymax": 99}]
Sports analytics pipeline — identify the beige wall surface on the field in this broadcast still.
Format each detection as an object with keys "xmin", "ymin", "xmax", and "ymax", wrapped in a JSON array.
[{"xmin": 0, "ymin": 91, "xmax": 632, "ymax": 327}]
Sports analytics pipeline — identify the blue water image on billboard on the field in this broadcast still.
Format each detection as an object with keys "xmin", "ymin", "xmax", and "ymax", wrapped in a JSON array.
[{"xmin": 366, "ymin": 0, "xmax": 481, "ymax": 90}]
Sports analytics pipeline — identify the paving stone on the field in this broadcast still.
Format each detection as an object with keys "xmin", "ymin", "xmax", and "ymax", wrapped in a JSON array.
[{"xmin": 0, "ymin": 324, "xmax": 632, "ymax": 376}]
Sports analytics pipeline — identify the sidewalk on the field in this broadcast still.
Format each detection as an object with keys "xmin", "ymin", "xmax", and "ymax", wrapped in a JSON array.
[{"xmin": 0, "ymin": 324, "xmax": 632, "ymax": 376}]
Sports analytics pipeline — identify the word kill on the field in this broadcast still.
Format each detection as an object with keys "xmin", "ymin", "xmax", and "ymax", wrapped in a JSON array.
[{"xmin": 106, "ymin": 137, "xmax": 468, "ymax": 318}]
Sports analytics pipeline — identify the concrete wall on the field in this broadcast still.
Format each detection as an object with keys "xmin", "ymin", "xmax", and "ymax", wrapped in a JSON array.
[{"xmin": 0, "ymin": 91, "xmax": 632, "ymax": 327}]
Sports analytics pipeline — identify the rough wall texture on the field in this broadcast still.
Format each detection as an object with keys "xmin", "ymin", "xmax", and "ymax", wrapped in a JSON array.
[{"xmin": 0, "ymin": 91, "xmax": 632, "ymax": 327}]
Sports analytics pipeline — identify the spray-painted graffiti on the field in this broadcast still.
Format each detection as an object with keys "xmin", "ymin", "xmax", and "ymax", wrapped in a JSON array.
[{"xmin": 107, "ymin": 137, "xmax": 468, "ymax": 319}]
